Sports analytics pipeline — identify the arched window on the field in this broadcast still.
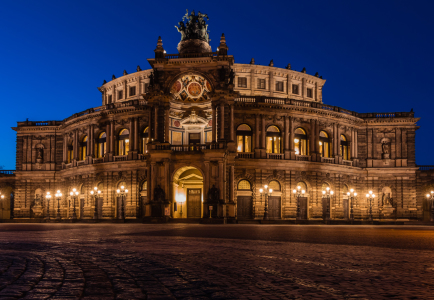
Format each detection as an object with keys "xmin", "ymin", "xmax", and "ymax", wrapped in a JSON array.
[
  {"xmin": 294, "ymin": 128, "xmax": 308, "ymax": 155},
  {"xmin": 340, "ymin": 134, "xmax": 349, "ymax": 160},
  {"xmin": 266, "ymin": 126, "xmax": 281, "ymax": 153},
  {"xmin": 236, "ymin": 124, "xmax": 252, "ymax": 153},
  {"xmin": 118, "ymin": 129, "xmax": 130, "ymax": 156},
  {"xmin": 80, "ymin": 184, "xmax": 85, "ymax": 195},
  {"xmin": 319, "ymin": 131, "xmax": 330, "ymax": 158},
  {"xmin": 96, "ymin": 132, "xmax": 106, "ymax": 158},
  {"xmin": 142, "ymin": 127, "xmax": 149, "ymax": 154},
  {"xmin": 80, "ymin": 136, "xmax": 87, "ymax": 161},
  {"xmin": 296, "ymin": 181, "xmax": 308, "ymax": 193},
  {"xmin": 269, "ymin": 180, "xmax": 280, "ymax": 191},
  {"xmin": 67, "ymin": 143, "xmax": 73, "ymax": 163},
  {"xmin": 237, "ymin": 180, "xmax": 251, "ymax": 190}
]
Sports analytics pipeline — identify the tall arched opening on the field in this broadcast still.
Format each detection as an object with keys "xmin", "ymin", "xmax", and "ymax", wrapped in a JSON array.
[{"xmin": 172, "ymin": 166, "xmax": 204, "ymax": 218}]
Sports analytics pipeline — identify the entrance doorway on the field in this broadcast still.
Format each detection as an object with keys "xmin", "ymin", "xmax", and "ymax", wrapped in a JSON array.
[
  {"xmin": 268, "ymin": 196, "xmax": 281, "ymax": 219},
  {"xmin": 343, "ymin": 199, "xmax": 349, "ymax": 220},
  {"xmin": 299, "ymin": 197, "xmax": 308, "ymax": 219},
  {"xmin": 172, "ymin": 166, "xmax": 204, "ymax": 218}
]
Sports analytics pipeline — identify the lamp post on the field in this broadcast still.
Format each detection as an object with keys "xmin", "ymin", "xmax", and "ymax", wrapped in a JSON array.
[
  {"xmin": 347, "ymin": 189, "xmax": 357, "ymax": 221},
  {"xmin": 366, "ymin": 190, "xmax": 376, "ymax": 221},
  {"xmin": 321, "ymin": 187, "xmax": 334, "ymax": 220},
  {"xmin": 55, "ymin": 190, "xmax": 62, "ymax": 220},
  {"xmin": 259, "ymin": 185, "xmax": 273, "ymax": 220},
  {"xmin": 426, "ymin": 191, "xmax": 434, "ymax": 222},
  {"xmin": 116, "ymin": 185, "xmax": 128, "ymax": 220},
  {"xmin": 178, "ymin": 195, "xmax": 185, "ymax": 218},
  {"xmin": 90, "ymin": 187, "xmax": 102, "ymax": 220},
  {"xmin": 45, "ymin": 192, "xmax": 52, "ymax": 220},
  {"xmin": 292, "ymin": 186, "xmax": 306, "ymax": 220},
  {"xmin": 69, "ymin": 188, "xmax": 79, "ymax": 220}
]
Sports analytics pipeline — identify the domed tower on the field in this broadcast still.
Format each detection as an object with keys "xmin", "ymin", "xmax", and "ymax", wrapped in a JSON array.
[{"xmin": 175, "ymin": 10, "xmax": 212, "ymax": 54}]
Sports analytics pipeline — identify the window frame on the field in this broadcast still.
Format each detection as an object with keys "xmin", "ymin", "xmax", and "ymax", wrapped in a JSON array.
[
  {"xmin": 275, "ymin": 81, "xmax": 284, "ymax": 92},
  {"xmin": 292, "ymin": 84, "xmax": 299, "ymax": 95},
  {"xmin": 238, "ymin": 77, "xmax": 247, "ymax": 88},
  {"xmin": 307, "ymin": 88, "xmax": 313, "ymax": 98},
  {"xmin": 129, "ymin": 86, "xmax": 136, "ymax": 97},
  {"xmin": 236, "ymin": 124, "xmax": 253, "ymax": 153},
  {"xmin": 266, "ymin": 126, "xmax": 282, "ymax": 154},
  {"xmin": 257, "ymin": 78, "xmax": 266, "ymax": 89}
]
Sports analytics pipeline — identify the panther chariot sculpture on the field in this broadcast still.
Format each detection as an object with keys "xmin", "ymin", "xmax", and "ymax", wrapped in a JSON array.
[{"xmin": 175, "ymin": 9, "xmax": 212, "ymax": 54}]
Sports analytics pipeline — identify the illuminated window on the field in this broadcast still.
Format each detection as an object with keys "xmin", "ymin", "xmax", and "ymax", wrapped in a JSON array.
[
  {"xmin": 142, "ymin": 127, "xmax": 149, "ymax": 154},
  {"xmin": 266, "ymin": 126, "xmax": 281, "ymax": 154},
  {"xmin": 319, "ymin": 131, "xmax": 331, "ymax": 158},
  {"xmin": 340, "ymin": 134, "xmax": 350, "ymax": 160},
  {"xmin": 142, "ymin": 181, "xmax": 147, "ymax": 191},
  {"xmin": 96, "ymin": 132, "xmax": 106, "ymax": 158},
  {"xmin": 80, "ymin": 184, "xmax": 85, "ymax": 195},
  {"xmin": 294, "ymin": 128, "xmax": 308, "ymax": 155},
  {"xmin": 236, "ymin": 124, "xmax": 252, "ymax": 153},
  {"xmin": 67, "ymin": 144, "xmax": 73, "ymax": 163},
  {"xmin": 80, "ymin": 136, "xmax": 87, "ymax": 161},
  {"xmin": 238, "ymin": 180, "xmax": 251, "ymax": 190},
  {"xmin": 118, "ymin": 129, "xmax": 130, "ymax": 156},
  {"xmin": 269, "ymin": 180, "xmax": 280, "ymax": 191}
]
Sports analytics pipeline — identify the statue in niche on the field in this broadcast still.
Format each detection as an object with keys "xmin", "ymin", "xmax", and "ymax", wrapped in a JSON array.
[
  {"xmin": 382, "ymin": 192, "xmax": 391, "ymax": 206},
  {"xmin": 36, "ymin": 147, "xmax": 43, "ymax": 163},
  {"xmin": 153, "ymin": 185, "xmax": 165, "ymax": 202},
  {"xmin": 207, "ymin": 184, "xmax": 219, "ymax": 202},
  {"xmin": 382, "ymin": 140, "xmax": 390, "ymax": 159}
]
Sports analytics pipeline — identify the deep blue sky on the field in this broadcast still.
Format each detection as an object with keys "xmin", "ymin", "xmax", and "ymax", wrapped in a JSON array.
[{"xmin": 1, "ymin": 0, "xmax": 433, "ymax": 169}]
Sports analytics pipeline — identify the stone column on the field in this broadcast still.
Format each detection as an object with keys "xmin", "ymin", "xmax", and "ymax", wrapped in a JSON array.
[
  {"xmin": 110, "ymin": 121, "xmax": 115, "ymax": 155},
  {"xmin": 134, "ymin": 118, "xmax": 139, "ymax": 152},
  {"xmin": 287, "ymin": 74, "xmax": 292, "ymax": 97},
  {"xmin": 261, "ymin": 114, "xmax": 266, "ymax": 158},
  {"xmin": 73, "ymin": 130, "xmax": 78, "ymax": 161},
  {"xmin": 309, "ymin": 120, "xmax": 315, "ymax": 158},
  {"xmin": 212, "ymin": 104, "xmax": 217, "ymax": 143},
  {"xmin": 63, "ymin": 134, "xmax": 67, "ymax": 163},
  {"xmin": 302, "ymin": 78, "xmax": 306, "ymax": 98},
  {"xmin": 314, "ymin": 120, "xmax": 319, "ymax": 161},
  {"xmin": 154, "ymin": 106, "xmax": 159, "ymax": 142},
  {"xmin": 165, "ymin": 107, "xmax": 170, "ymax": 143},
  {"xmin": 220, "ymin": 102, "xmax": 225, "ymax": 140},
  {"xmin": 129, "ymin": 118, "xmax": 134, "ymax": 159},
  {"xmin": 230, "ymin": 165, "xmax": 234, "ymax": 202},
  {"xmin": 289, "ymin": 117, "xmax": 294, "ymax": 155},
  {"xmin": 333, "ymin": 123, "xmax": 338, "ymax": 157},
  {"xmin": 229, "ymin": 104, "xmax": 234, "ymax": 141},
  {"xmin": 254, "ymin": 114, "xmax": 260, "ymax": 158},
  {"xmin": 90, "ymin": 124, "xmax": 94, "ymax": 158},
  {"xmin": 106, "ymin": 122, "xmax": 111, "ymax": 154},
  {"xmin": 123, "ymin": 81, "xmax": 126, "ymax": 100},
  {"xmin": 87, "ymin": 125, "xmax": 91, "ymax": 156},
  {"xmin": 50, "ymin": 135, "xmax": 55, "ymax": 163},
  {"xmin": 284, "ymin": 116, "xmax": 290, "ymax": 159},
  {"xmin": 355, "ymin": 129, "xmax": 358, "ymax": 158}
]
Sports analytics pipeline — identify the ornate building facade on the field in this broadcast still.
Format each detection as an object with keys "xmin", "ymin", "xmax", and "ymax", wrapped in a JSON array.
[{"xmin": 1, "ymin": 12, "xmax": 433, "ymax": 223}]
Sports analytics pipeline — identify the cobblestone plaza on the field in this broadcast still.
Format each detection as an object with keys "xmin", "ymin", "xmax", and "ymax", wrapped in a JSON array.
[{"xmin": 0, "ymin": 224, "xmax": 433, "ymax": 299}]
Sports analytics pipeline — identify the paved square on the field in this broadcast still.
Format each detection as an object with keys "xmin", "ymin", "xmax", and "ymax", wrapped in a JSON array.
[{"xmin": 0, "ymin": 224, "xmax": 433, "ymax": 299}]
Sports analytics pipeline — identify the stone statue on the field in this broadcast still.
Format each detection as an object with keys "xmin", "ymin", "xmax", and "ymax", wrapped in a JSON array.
[
  {"xmin": 149, "ymin": 72, "xmax": 155, "ymax": 87},
  {"xmin": 154, "ymin": 185, "xmax": 165, "ymax": 202},
  {"xmin": 207, "ymin": 184, "xmax": 219, "ymax": 202},
  {"xmin": 176, "ymin": 9, "xmax": 210, "ymax": 43},
  {"xmin": 229, "ymin": 69, "xmax": 235, "ymax": 85},
  {"xmin": 382, "ymin": 141, "xmax": 390, "ymax": 159},
  {"xmin": 37, "ymin": 148, "xmax": 43, "ymax": 159}
]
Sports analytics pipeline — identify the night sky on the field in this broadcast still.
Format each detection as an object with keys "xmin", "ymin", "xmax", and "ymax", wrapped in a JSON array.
[{"xmin": 1, "ymin": 0, "xmax": 433, "ymax": 169}]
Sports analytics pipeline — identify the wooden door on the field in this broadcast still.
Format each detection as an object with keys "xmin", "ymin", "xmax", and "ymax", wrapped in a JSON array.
[
  {"xmin": 322, "ymin": 198, "xmax": 329, "ymax": 219},
  {"xmin": 237, "ymin": 196, "xmax": 252, "ymax": 219},
  {"xmin": 343, "ymin": 199, "xmax": 349, "ymax": 220},
  {"xmin": 80, "ymin": 199, "xmax": 84, "ymax": 219},
  {"xmin": 268, "ymin": 196, "xmax": 281, "ymax": 219},
  {"xmin": 97, "ymin": 198, "xmax": 103, "ymax": 219},
  {"xmin": 117, "ymin": 196, "xmax": 124, "ymax": 219},
  {"xmin": 187, "ymin": 189, "xmax": 201, "ymax": 218},
  {"xmin": 299, "ymin": 197, "xmax": 308, "ymax": 219}
]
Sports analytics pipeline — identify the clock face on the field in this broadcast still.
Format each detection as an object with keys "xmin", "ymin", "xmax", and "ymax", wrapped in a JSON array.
[{"xmin": 171, "ymin": 75, "xmax": 212, "ymax": 102}]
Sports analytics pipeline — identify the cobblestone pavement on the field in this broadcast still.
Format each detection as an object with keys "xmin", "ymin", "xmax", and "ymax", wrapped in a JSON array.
[{"xmin": 0, "ymin": 224, "xmax": 433, "ymax": 299}]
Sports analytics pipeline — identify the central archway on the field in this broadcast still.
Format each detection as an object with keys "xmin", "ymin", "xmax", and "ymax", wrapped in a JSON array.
[{"xmin": 172, "ymin": 166, "xmax": 204, "ymax": 218}]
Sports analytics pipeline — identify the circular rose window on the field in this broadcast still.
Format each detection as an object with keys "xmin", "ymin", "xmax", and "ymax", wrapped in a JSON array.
[{"xmin": 171, "ymin": 75, "xmax": 212, "ymax": 102}]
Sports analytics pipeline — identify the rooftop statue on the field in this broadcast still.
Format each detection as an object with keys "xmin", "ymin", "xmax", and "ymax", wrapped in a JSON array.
[{"xmin": 175, "ymin": 9, "xmax": 210, "ymax": 43}]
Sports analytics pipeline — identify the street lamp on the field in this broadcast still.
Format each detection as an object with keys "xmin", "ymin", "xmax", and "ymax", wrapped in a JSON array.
[
  {"xmin": 366, "ymin": 190, "xmax": 376, "ymax": 221},
  {"xmin": 292, "ymin": 186, "xmax": 306, "ymax": 220},
  {"xmin": 45, "ymin": 192, "xmax": 52, "ymax": 220},
  {"xmin": 116, "ymin": 185, "xmax": 128, "ymax": 220},
  {"xmin": 322, "ymin": 187, "xmax": 334, "ymax": 220},
  {"xmin": 259, "ymin": 185, "xmax": 273, "ymax": 220},
  {"xmin": 90, "ymin": 186, "xmax": 102, "ymax": 220},
  {"xmin": 426, "ymin": 191, "xmax": 434, "ymax": 222},
  {"xmin": 55, "ymin": 190, "xmax": 62, "ymax": 220},
  {"xmin": 177, "ymin": 194, "xmax": 186, "ymax": 218},
  {"xmin": 69, "ymin": 188, "xmax": 79, "ymax": 220},
  {"xmin": 347, "ymin": 189, "xmax": 357, "ymax": 221}
]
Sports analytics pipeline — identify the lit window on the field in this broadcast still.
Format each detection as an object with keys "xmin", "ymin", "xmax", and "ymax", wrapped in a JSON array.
[
  {"xmin": 96, "ymin": 132, "xmax": 106, "ymax": 158},
  {"xmin": 118, "ymin": 129, "xmax": 130, "ymax": 156},
  {"xmin": 238, "ymin": 180, "xmax": 251, "ymax": 190},
  {"xmin": 269, "ymin": 180, "xmax": 280, "ymax": 191},
  {"xmin": 266, "ymin": 126, "xmax": 281, "ymax": 154},
  {"xmin": 236, "ymin": 124, "xmax": 252, "ymax": 153},
  {"xmin": 319, "ymin": 131, "xmax": 330, "ymax": 158},
  {"xmin": 142, "ymin": 127, "xmax": 149, "ymax": 154},
  {"xmin": 340, "ymin": 135, "xmax": 350, "ymax": 160},
  {"xmin": 80, "ymin": 136, "xmax": 87, "ymax": 161},
  {"xmin": 294, "ymin": 128, "xmax": 308, "ymax": 155}
]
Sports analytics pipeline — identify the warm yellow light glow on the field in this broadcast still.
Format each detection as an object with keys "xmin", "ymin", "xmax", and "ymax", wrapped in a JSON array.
[
  {"xmin": 57, "ymin": 190, "xmax": 61, "ymax": 193},
  {"xmin": 372, "ymin": 194, "xmax": 375, "ymax": 198},
  {"xmin": 75, "ymin": 191, "xmax": 79, "ymax": 196},
  {"xmin": 237, "ymin": 146, "xmax": 242, "ymax": 152},
  {"xmin": 125, "ymin": 189, "xmax": 128, "ymax": 193},
  {"xmin": 347, "ymin": 192, "xmax": 350, "ymax": 196},
  {"xmin": 330, "ymin": 191, "xmax": 334, "ymax": 195},
  {"xmin": 326, "ymin": 187, "xmax": 330, "ymax": 191},
  {"xmin": 350, "ymin": 189, "xmax": 354, "ymax": 193},
  {"xmin": 73, "ymin": 188, "xmax": 76, "ymax": 192},
  {"xmin": 319, "ymin": 141, "xmax": 322, "ymax": 145},
  {"xmin": 98, "ymin": 190, "xmax": 101, "ymax": 194},
  {"xmin": 427, "ymin": 194, "xmax": 430, "ymax": 198},
  {"xmin": 70, "ymin": 192, "xmax": 73, "ymax": 196},
  {"xmin": 117, "ymin": 189, "xmax": 120, "ymax": 193},
  {"xmin": 366, "ymin": 194, "xmax": 369, "ymax": 198},
  {"xmin": 293, "ymin": 189, "xmax": 296, "ymax": 194},
  {"xmin": 369, "ymin": 190, "xmax": 372, "ymax": 195},
  {"xmin": 294, "ymin": 138, "xmax": 299, "ymax": 143},
  {"xmin": 121, "ymin": 186, "xmax": 124, "ymax": 190},
  {"xmin": 322, "ymin": 190, "xmax": 326, "ymax": 195},
  {"xmin": 354, "ymin": 192, "xmax": 357, "ymax": 196},
  {"xmin": 264, "ymin": 185, "xmax": 268, "ymax": 189},
  {"xmin": 301, "ymin": 190, "xmax": 305, "ymax": 194},
  {"xmin": 94, "ymin": 187, "xmax": 97, "ymax": 191},
  {"xmin": 125, "ymin": 139, "xmax": 129, "ymax": 143},
  {"xmin": 90, "ymin": 191, "xmax": 94, "ymax": 195},
  {"xmin": 297, "ymin": 186, "xmax": 301, "ymax": 190},
  {"xmin": 269, "ymin": 189, "xmax": 273, "ymax": 193},
  {"xmin": 259, "ymin": 188, "xmax": 263, "ymax": 193}
]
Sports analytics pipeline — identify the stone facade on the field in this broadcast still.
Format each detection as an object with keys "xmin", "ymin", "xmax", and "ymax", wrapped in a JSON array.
[{"xmin": 1, "ymin": 26, "xmax": 433, "ymax": 222}]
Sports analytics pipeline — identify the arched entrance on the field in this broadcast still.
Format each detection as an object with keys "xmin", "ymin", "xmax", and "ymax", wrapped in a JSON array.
[{"xmin": 172, "ymin": 166, "xmax": 204, "ymax": 218}]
